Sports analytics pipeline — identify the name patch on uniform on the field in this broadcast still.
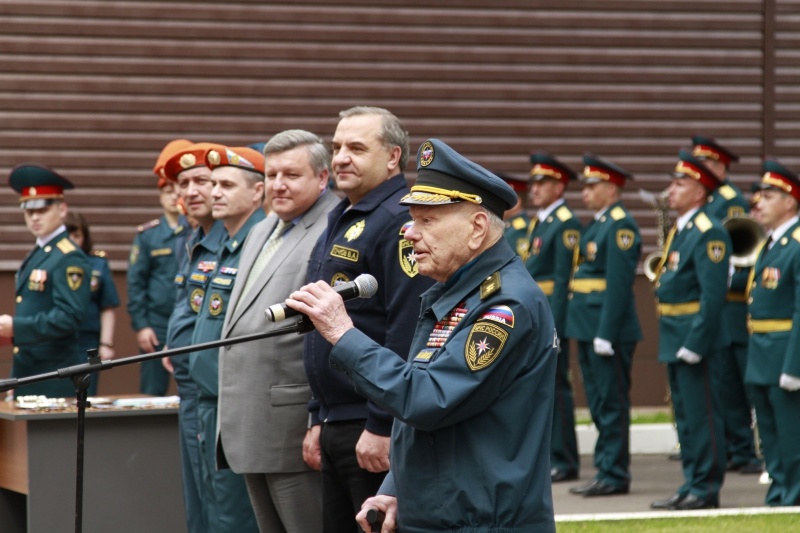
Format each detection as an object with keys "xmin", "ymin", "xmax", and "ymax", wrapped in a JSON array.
[
  {"xmin": 28, "ymin": 269, "xmax": 47, "ymax": 291},
  {"xmin": 413, "ymin": 349, "xmax": 435, "ymax": 362},
  {"xmin": 212, "ymin": 277, "xmax": 233, "ymax": 286},
  {"xmin": 66, "ymin": 266, "xmax": 84, "ymax": 291},
  {"xmin": 190, "ymin": 273, "xmax": 208, "ymax": 284},
  {"xmin": 151, "ymin": 248, "xmax": 173, "ymax": 257},
  {"xmin": 465, "ymin": 321, "xmax": 508, "ymax": 372},
  {"xmin": 399, "ymin": 239, "xmax": 419, "ymax": 278},
  {"xmin": 174, "ymin": 274, "xmax": 186, "ymax": 286},
  {"xmin": 344, "ymin": 220, "xmax": 365, "ymax": 242},
  {"xmin": 616, "ymin": 229, "xmax": 634, "ymax": 251},
  {"xmin": 330, "ymin": 245, "xmax": 359, "ymax": 262},
  {"xmin": 479, "ymin": 305, "xmax": 515, "ymax": 328},
  {"xmin": 707, "ymin": 240, "xmax": 726, "ymax": 263}
]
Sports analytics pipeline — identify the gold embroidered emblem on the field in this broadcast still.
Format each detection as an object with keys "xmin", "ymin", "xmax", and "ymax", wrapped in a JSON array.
[
  {"xmin": 465, "ymin": 321, "xmax": 508, "ymax": 371},
  {"xmin": 66, "ymin": 266, "xmax": 84, "ymax": 291},
  {"xmin": 190, "ymin": 288, "xmax": 205, "ymax": 313},
  {"xmin": 344, "ymin": 220, "xmax": 365, "ymax": 241},
  {"xmin": 728, "ymin": 206, "xmax": 745, "ymax": 219},
  {"xmin": 331, "ymin": 272, "xmax": 351, "ymax": 286},
  {"xmin": 208, "ymin": 293, "xmax": 224, "ymax": 316},
  {"xmin": 563, "ymin": 229, "xmax": 579, "ymax": 250},
  {"xmin": 330, "ymin": 245, "xmax": 359, "ymax": 262},
  {"xmin": 515, "ymin": 238, "xmax": 529, "ymax": 257},
  {"xmin": 707, "ymin": 240, "xmax": 726, "ymax": 263},
  {"xmin": 180, "ymin": 153, "xmax": 197, "ymax": 169},
  {"xmin": 616, "ymin": 229, "xmax": 634, "ymax": 251},
  {"xmin": 419, "ymin": 141, "xmax": 434, "ymax": 167},
  {"xmin": 399, "ymin": 239, "xmax": 418, "ymax": 278}
]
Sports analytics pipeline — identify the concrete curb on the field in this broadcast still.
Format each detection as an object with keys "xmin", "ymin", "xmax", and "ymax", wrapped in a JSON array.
[{"xmin": 577, "ymin": 423, "xmax": 678, "ymax": 455}]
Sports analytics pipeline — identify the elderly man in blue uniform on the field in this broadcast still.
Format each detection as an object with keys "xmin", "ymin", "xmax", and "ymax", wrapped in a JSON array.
[
  {"xmin": 746, "ymin": 160, "xmax": 800, "ymax": 506},
  {"xmin": 0, "ymin": 164, "xmax": 91, "ymax": 398},
  {"xmin": 287, "ymin": 138, "xmax": 558, "ymax": 532},
  {"xmin": 127, "ymin": 161, "xmax": 187, "ymax": 395},
  {"xmin": 566, "ymin": 154, "xmax": 642, "ymax": 497},
  {"xmin": 650, "ymin": 150, "xmax": 731, "ymax": 510},
  {"xmin": 691, "ymin": 135, "xmax": 761, "ymax": 475},
  {"xmin": 161, "ymin": 140, "xmax": 227, "ymax": 533},
  {"xmin": 302, "ymin": 106, "xmax": 435, "ymax": 533},
  {"xmin": 187, "ymin": 145, "xmax": 265, "ymax": 532},
  {"xmin": 524, "ymin": 152, "xmax": 581, "ymax": 483}
]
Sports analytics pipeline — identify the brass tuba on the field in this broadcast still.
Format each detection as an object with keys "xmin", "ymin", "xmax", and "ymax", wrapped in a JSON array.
[
  {"xmin": 639, "ymin": 188, "xmax": 671, "ymax": 282},
  {"xmin": 723, "ymin": 214, "xmax": 765, "ymax": 268}
]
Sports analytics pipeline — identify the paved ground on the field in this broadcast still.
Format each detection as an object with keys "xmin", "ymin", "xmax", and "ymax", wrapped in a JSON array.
[{"xmin": 553, "ymin": 454, "xmax": 769, "ymax": 517}]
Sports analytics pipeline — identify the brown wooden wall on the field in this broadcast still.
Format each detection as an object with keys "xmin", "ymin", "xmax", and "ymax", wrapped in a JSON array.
[{"xmin": 1, "ymin": 0, "xmax": 799, "ymax": 402}]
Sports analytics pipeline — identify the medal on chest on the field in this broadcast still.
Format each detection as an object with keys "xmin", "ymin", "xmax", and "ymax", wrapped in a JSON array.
[{"xmin": 426, "ymin": 302, "xmax": 467, "ymax": 348}]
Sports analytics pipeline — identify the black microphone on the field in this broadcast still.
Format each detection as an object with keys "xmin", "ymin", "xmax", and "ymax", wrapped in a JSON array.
[{"xmin": 265, "ymin": 273, "xmax": 379, "ymax": 322}]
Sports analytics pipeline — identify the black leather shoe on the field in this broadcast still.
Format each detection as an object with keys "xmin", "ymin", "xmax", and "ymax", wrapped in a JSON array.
[
  {"xmin": 582, "ymin": 480, "xmax": 630, "ymax": 497},
  {"xmin": 551, "ymin": 468, "xmax": 579, "ymax": 483},
  {"xmin": 569, "ymin": 479, "xmax": 599, "ymax": 495},
  {"xmin": 650, "ymin": 493, "xmax": 685, "ymax": 509},
  {"xmin": 668, "ymin": 493, "xmax": 719, "ymax": 510}
]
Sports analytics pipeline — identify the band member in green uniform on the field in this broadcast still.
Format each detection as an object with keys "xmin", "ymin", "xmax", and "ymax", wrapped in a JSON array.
[
  {"xmin": 650, "ymin": 150, "xmax": 730, "ymax": 510},
  {"xmin": 0, "ymin": 164, "xmax": 91, "ymax": 398},
  {"xmin": 746, "ymin": 159, "xmax": 800, "ymax": 506},
  {"xmin": 525, "ymin": 152, "xmax": 581, "ymax": 482},
  {"xmin": 692, "ymin": 135, "xmax": 762, "ymax": 474},
  {"xmin": 566, "ymin": 154, "xmax": 641, "ymax": 497},
  {"xmin": 127, "ymin": 172, "xmax": 187, "ymax": 395}
]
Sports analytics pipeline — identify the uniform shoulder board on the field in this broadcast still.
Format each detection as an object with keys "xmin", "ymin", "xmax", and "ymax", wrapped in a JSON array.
[
  {"xmin": 718, "ymin": 184, "xmax": 736, "ymax": 200},
  {"xmin": 511, "ymin": 216, "xmax": 527, "ymax": 230},
  {"xmin": 479, "ymin": 271, "xmax": 502, "ymax": 300},
  {"xmin": 137, "ymin": 218, "xmax": 160, "ymax": 233},
  {"xmin": 555, "ymin": 206, "xmax": 573, "ymax": 222},
  {"xmin": 56, "ymin": 238, "xmax": 76, "ymax": 254},
  {"xmin": 92, "ymin": 250, "xmax": 106, "ymax": 258},
  {"xmin": 793, "ymin": 227, "xmax": 800, "ymax": 243},
  {"xmin": 610, "ymin": 206, "xmax": 626, "ymax": 221},
  {"xmin": 694, "ymin": 212, "xmax": 712, "ymax": 233}
]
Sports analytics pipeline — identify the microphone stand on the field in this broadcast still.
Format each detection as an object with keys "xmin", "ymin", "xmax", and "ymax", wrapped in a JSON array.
[{"xmin": 0, "ymin": 316, "xmax": 314, "ymax": 533}]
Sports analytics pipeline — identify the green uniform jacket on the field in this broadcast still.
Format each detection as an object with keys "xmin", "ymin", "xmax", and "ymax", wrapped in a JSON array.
[
  {"xmin": 189, "ymin": 210, "xmax": 265, "ymax": 398},
  {"xmin": 565, "ymin": 201, "xmax": 642, "ymax": 343},
  {"xmin": 126, "ymin": 215, "xmax": 187, "ymax": 332},
  {"xmin": 705, "ymin": 179, "xmax": 750, "ymax": 345},
  {"xmin": 746, "ymin": 221, "xmax": 800, "ymax": 385},
  {"xmin": 655, "ymin": 209, "xmax": 731, "ymax": 362},
  {"xmin": 525, "ymin": 203, "xmax": 581, "ymax": 334},
  {"xmin": 504, "ymin": 212, "xmax": 531, "ymax": 257},
  {"xmin": 13, "ymin": 231, "xmax": 91, "ymax": 391}
]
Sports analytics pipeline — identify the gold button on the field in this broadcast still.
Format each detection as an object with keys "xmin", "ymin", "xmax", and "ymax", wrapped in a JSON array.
[
  {"xmin": 15, "ymin": 296, "xmax": 22, "ymax": 303},
  {"xmin": 44, "ymin": 246, "xmax": 52, "ymax": 253},
  {"xmin": 13, "ymin": 346, "xmax": 19, "ymax": 354}
]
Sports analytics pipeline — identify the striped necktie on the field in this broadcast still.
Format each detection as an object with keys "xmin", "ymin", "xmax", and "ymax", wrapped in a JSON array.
[{"xmin": 237, "ymin": 220, "xmax": 293, "ymax": 309}]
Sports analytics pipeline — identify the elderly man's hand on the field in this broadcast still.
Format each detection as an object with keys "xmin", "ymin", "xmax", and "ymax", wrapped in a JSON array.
[
  {"xmin": 286, "ymin": 281, "xmax": 355, "ymax": 345},
  {"xmin": 357, "ymin": 495, "xmax": 398, "ymax": 533},
  {"xmin": 356, "ymin": 430, "xmax": 390, "ymax": 473}
]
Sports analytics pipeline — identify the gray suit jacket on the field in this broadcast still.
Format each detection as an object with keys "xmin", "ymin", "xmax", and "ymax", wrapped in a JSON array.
[{"xmin": 217, "ymin": 190, "xmax": 338, "ymax": 473}]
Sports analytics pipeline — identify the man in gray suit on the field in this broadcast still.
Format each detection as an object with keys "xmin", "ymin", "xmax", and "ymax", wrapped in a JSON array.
[{"xmin": 217, "ymin": 130, "xmax": 338, "ymax": 532}]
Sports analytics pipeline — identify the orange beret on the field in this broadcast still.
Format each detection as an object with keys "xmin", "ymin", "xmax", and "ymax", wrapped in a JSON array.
[
  {"xmin": 162, "ymin": 142, "xmax": 218, "ymax": 182},
  {"xmin": 205, "ymin": 146, "xmax": 265, "ymax": 174},
  {"xmin": 153, "ymin": 139, "xmax": 193, "ymax": 185}
]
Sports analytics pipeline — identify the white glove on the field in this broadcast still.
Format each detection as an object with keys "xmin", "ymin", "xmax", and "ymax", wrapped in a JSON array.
[
  {"xmin": 676, "ymin": 347, "xmax": 702, "ymax": 364},
  {"xmin": 779, "ymin": 373, "xmax": 800, "ymax": 391},
  {"xmin": 593, "ymin": 337, "xmax": 614, "ymax": 356}
]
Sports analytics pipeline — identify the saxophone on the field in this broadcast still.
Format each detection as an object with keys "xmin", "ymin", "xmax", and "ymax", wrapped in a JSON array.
[{"xmin": 639, "ymin": 188, "xmax": 671, "ymax": 281}]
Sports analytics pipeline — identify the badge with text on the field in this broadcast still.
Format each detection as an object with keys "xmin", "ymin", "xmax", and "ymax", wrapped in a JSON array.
[
  {"xmin": 465, "ymin": 321, "xmax": 508, "ymax": 372},
  {"xmin": 479, "ymin": 305, "xmax": 515, "ymax": 328},
  {"xmin": 66, "ymin": 267, "xmax": 84, "ymax": 291},
  {"xmin": 399, "ymin": 238, "xmax": 419, "ymax": 278}
]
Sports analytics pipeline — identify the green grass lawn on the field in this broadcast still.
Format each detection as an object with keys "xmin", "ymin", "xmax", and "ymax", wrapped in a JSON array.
[
  {"xmin": 557, "ymin": 514, "xmax": 799, "ymax": 532},
  {"xmin": 575, "ymin": 408, "xmax": 673, "ymax": 425}
]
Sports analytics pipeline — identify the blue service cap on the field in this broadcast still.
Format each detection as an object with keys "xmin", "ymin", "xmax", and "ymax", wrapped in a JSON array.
[
  {"xmin": 8, "ymin": 163, "xmax": 75, "ymax": 209},
  {"xmin": 400, "ymin": 139, "xmax": 517, "ymax": 217}
]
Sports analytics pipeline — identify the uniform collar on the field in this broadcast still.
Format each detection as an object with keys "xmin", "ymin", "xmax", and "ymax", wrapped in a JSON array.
[
  {"xmin": 224, "ymin": 209, "xmax": 267, "ymax": 253},
  {"xmin": 768, "ymin": 215, "xmax": 799, "ymax": 245},
  {"xmin": 676, "ymin": 207, "xmax": 700, "ymax": 232},
  {"xmin": 536, "ymin": 198, "xmax": 565, "ymax": 222},
  {"xmin": 36, "ymin": 224, "xmax": 67, "ymax": 247}
]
